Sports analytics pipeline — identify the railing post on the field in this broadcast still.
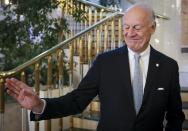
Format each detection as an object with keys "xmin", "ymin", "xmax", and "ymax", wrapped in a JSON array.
[
  {"xmin": 35, "ymin": 63, "xmax": 40, "ymax": 131},
  {"xmin": 21, "ymin": 72, "xmax": 29, "ymax": 131},
  {"xmin": 45, "ymin": 56, "xmax": 52, "ymax": 131},
  {"xmin": 69, "ymin": 44, "xmax": 74, "ymax": 86},
  {"xmin": 118, "ymin": 17, "xmax": 123, "ymax": 47},
  {"xmin": 111, "ymin": 18, "xmax": 115, "ymax": 49},
  {"xmin": 0, "ymin": 77, "xmax": 4, "ymax": 131},
  {"xmin": 79, "ymin": 38, "xmax": 84, "ymax": 79},
  {"xmin": 88, "ymin": 34, "xmax": 92, "ymax": 66},
  {"xmin": 58, "ymin": 50, "xmax": 64, "ymax": 131},
  {"xmin": 104, "ymin": 24, "xmax": 108, "ymax": 51},
  {"xmin": 96, "ymin": 29, "xmax": 101, "ymax": 54}
]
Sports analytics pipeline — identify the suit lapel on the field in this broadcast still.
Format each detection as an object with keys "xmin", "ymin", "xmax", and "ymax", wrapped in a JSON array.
[
  {"xmin": 141, "ymin": 46, "xmax": 161, "ymax": 108},
  {"xmin": 118, "ymin": 46, "xmax": 136, "ymax": 115}
]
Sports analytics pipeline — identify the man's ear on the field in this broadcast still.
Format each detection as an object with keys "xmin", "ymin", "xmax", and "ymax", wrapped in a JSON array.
[
  {"xmin": 153, "ymin": 21, "xmax": 156, "ymax": 29},
  {"xmin": 151, "ymin": 21, "xmax": 156, "ymax": 34}
]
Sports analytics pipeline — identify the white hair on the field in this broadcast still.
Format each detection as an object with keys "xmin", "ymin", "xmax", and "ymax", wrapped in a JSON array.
[{"xmin": 124, "ymin": 2, "xmax": 156, "ymax": 23}]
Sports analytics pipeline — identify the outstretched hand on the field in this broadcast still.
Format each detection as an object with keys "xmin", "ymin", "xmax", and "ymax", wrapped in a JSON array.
[{"xmin": 5, "ymin": 78, "xmax": 44, "ymax": 113}]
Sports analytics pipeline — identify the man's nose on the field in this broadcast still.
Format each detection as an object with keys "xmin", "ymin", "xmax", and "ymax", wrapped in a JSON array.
[{"xmin": 126, "ymin": 28, "xmax": 136, "ymax": 37}]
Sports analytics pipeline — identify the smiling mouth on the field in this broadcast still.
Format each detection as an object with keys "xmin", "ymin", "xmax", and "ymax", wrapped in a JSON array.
[{"xmin": 128, "ymin": 39, "xmax": 141, "ymax": 41}]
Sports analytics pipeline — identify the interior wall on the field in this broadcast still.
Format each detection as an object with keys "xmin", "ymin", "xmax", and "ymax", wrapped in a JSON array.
[
  {"xmin": 144, "ymin": 0, "xmax": 188, "ymax": 87},
  {"xmin": 120, "ymin": 0, "xmax": 188, "ymax": 87}
]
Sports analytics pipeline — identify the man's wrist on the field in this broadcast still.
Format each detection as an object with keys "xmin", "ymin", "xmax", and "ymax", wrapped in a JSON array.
[{"xmin": 32, "ymin": 99, "xmax": 46, "ymax": 115}]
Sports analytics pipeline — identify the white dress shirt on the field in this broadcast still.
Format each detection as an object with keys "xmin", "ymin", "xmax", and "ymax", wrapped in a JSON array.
[{"xmin": 128, "ymin": 45, "xmax": 150, "ymax": 92}]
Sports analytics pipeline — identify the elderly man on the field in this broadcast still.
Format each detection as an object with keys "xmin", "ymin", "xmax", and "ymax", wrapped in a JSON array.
[{"xmin": 6, "ymin": 3, "xmax": 185, "ymax": 131}]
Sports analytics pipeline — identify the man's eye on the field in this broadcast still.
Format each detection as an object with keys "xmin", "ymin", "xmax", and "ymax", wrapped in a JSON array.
[
  {"xmin": 134, "ymin": 25, "xmax": 142, "ymax": 30},
  {"xmin": 125, "ymin": 26, "xmax": 129, "ymax": 29}
]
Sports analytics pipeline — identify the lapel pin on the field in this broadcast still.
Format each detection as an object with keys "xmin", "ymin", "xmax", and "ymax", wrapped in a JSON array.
[{"xmin": 156, "ymin": 63, "xmax": 159, "ymax": 67}]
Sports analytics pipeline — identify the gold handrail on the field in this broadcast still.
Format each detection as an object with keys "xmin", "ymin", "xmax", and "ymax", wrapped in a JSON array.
[
  {"xmin": 0, "ymin": 12, "xmax": 124, "ymax": 78},
  {"xmin": 78, "ymin": 0, "xmax": 170, "ymax": 20},
  {"xmin": 77, "ymin": 0, "xmax": 120, "ymax": 12},
  {"xmin": 155, "ymin": 13, "xmax": 170, "ymax": 20}
]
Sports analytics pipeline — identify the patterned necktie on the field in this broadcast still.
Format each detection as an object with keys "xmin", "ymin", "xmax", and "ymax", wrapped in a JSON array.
[{"xmin": 132, "ymin": 54, "xmax": 143, "ymax": 114}]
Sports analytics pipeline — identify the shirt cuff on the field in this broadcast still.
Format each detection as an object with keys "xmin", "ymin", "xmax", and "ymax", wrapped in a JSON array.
[{"xmin": 32, "ymin": 99, "xmax": 46, "ymax": 115}]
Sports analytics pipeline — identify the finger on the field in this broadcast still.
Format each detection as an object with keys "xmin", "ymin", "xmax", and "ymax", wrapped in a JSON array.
[
  {"xmin": 7, "ymin": 89, "xmax": 28, "ymax": 109},
  {"xmin": 6, "ymin": 78, "xmax": 32, "ymax": 94},
  {"xmin": 5, "ymin": 78, "xmax": 22, "ymax": 95},
  {"xmin": 5, "ymin": 82, "xmax": 20, "ymax": 96},
  {"xmin": 7, "ymin": 89, "xmax": 18, "ymax": 100},
  {"xmin": 7, "ymin": 78, "xmax": 20, "ymax": 83},
  {"xmin": 7, "ymin": 88, "xmax": 20, "ymax": 97},
  {"xmin": 10, "ymin": 78, "xmax": 29, "ymax": 90},
  {"xmin": 5, "ymin": 78, "xmax": 26, "ymax": 93}
]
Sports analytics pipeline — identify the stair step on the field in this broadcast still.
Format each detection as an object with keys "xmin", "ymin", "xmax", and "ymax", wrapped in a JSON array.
[
  {"xmin": 183, "ymin": 102, "xmax": 188, "ymax": 109},
  {"xmin": 74, "ymin": 111, "xmax": 100, "ymax": 121},
  {"xmin": 64, "ymin": 127, "xmax": 95, "ymax": 131},
  {"xmin": 72, "ymin": 116, "xmax": 98, "ymax": 130},
  {"xmin": 183, "ymin": 120, "xmax": 188, "ymax": 130},
  {"xmin": 181, "ymin": 87, "xmax": 188, "ymax": 93},
  {"xmin": 183, "ymin": 109, "xmax": 188, "ymax": 119},
  {"xmin": 70, "ymin": 111, "xmax": 99, "ymax": 131},
  {"xmin": 90, "ymin": 100, "xmax": 100, "ymax": 112},
  {"xmin": 182, "ymin": 102, "xmax": 188, "ymax": 119},
  {"xmin": 93, "ymin": 96, "xmax": 100, "ymax": 102},
  {"xmin": 181, "ymin": 92, "xmax": 188, "ymax": 102}
]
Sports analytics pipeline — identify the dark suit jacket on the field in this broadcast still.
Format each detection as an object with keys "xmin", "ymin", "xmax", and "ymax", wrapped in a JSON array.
[{"xmin": 31, "ymin": 45, "xmax": 185, "ymax": 131}]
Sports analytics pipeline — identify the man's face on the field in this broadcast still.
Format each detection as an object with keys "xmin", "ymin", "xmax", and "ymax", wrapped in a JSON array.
[{"xmin": 123, "ymin": 7, "xmax": 156, "ymax": 53}]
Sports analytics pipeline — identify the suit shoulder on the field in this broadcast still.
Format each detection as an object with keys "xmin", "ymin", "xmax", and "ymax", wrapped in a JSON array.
[{"xmin": 153, "ymin": 48, "xmax": 178, "ymax": 66}]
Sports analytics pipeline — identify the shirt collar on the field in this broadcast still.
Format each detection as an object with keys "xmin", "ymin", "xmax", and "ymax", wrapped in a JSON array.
[{"xmin": 128, "ymin": 45, "xmax": 150, "ymax": 58}]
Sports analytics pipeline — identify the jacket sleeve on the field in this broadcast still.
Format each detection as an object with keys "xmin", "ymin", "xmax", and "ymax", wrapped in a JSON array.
[
  {"xmin": 30, "ymin": 55, "xmax": 101, "ymax": 121},
  {"xmin": 165, "ymin": 61, "xmax": 185, "ymax": 131}
]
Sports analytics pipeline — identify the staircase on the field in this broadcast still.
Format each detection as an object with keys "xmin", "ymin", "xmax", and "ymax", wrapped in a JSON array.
[
  {"xmin": 0, "ymin": 1, "xmax": 123, "ymax": 130},
  {"xmin": 182, "ymin": 87, "xmax": 188, "ymax": 131},
  {"xmin": 0, "ymin": 0, "xmax": 183, "ymax": 131}
]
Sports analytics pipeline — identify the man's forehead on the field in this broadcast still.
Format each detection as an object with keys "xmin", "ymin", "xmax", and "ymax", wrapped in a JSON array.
[
  {"xmin": 125, "ymin": 6, "xmax": 150, "ymax": 17},
  {"xmin": 125, "ymin": 3, "xmax": 153, "ymax": 14},
  {"xmin": 124, "ymin": 11, "xmax": 147, "ymax": 22},
  {"xmin": 124, "ymin": 3, "xmax": 155, "ymax": 22},
  {"xmin": 123, "ymin": 7, "xmax": 152, "ymax": 24}
]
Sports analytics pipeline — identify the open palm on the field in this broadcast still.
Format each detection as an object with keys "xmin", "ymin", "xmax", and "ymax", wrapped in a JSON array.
[{"xmin": 5, "ymin": 78, "xmax": 42, "ymax": 111}]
